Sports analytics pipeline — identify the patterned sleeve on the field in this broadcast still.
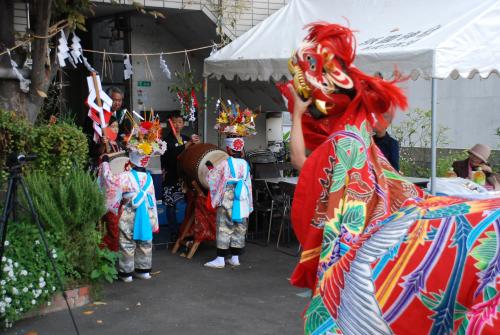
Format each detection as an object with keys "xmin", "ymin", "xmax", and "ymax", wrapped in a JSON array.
[
  {"xmin": 99, "ymin": 162, "xmax": 136, "ymax": 213},
  {"xmin": 245, "ymin": 162, "xmax": 253, "ymax": 213},
  {"xmin": 147, "ymin": 175, "xmax": 158, "ymax": 230},
  {"xmin": 207, "ymin": 160, "xmax": 229, "ymax": 209},
  {"xmin": 98, "ymin": 162, "xmax": 123, "ymax": 214}
]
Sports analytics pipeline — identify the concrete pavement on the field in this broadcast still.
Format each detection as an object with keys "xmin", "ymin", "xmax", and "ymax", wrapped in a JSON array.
[{"xmin": 5, "ymin": 243, "xmax": 306, "ymax": 335}]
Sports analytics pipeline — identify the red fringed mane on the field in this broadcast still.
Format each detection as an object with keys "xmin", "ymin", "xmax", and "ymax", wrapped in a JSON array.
[
  {"xmin": 305, "ymin": 22, "xmax": 357, "ymax": 67},
  {"xmin": 348, "ymin": 67, "xmax": 408, "ymax": 129}
]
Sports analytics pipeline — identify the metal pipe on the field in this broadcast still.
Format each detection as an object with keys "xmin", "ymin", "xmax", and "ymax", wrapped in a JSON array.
[{"xmin": 430, "ymin": 77, "xmax": 438, "ymax": 195}]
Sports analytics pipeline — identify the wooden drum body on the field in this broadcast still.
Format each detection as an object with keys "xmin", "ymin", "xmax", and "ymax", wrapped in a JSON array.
[{"xmin": 178, "ymin": 143, "xmax": 228, "ymax": 190}]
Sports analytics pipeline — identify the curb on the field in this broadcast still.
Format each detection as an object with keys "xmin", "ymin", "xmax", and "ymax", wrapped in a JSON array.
[{"xmin": 24, "ymin": 286, "xmax": 91, "ymax": 318}]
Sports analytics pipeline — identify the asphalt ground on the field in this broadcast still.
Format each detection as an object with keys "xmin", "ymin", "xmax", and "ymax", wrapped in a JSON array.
[{"xmin": 5, "ymin": 242, "xmax": 306, "ymax": 335}]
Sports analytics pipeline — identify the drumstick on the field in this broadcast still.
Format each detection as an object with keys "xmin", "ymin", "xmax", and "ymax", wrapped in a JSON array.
[{"xmin": 168, "ymin": 118, "xmax": 183, "ymax": 145}]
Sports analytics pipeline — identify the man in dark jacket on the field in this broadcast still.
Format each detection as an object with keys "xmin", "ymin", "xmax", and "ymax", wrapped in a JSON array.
[
  {"xmin": 373, "ymin": 130, "xmax": 400, "ymax": 171},
  {"xmin": 372, "ymin": 112, "xmax": 400, "ymax": 171}
]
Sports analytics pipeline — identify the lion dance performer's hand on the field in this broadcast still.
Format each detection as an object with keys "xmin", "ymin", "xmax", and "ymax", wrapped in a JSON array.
[
  {"xmin": 289, "ymin": 83, "xmax": 311, "ymax": 171},
  {"xmin": 289, "ymin": 83, "xmax": 312, "ymax": 117}
]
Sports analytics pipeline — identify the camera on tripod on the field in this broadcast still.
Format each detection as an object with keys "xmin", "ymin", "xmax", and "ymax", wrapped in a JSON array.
[{"xmin": 7, "ymin": 153, "xmax": 37, "ymax": 169}]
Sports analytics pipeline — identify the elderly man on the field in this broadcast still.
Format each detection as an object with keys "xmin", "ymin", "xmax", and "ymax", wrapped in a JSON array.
[
  {"xmin": 453, "ymin": 143, "xmax": 500, "ymax": 190},
  {"xmin": 107, "ymin": 87, "xmax": 131, "ymax": 141}
]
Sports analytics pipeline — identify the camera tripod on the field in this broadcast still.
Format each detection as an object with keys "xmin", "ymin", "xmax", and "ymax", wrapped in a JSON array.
[{"xmin": 0, "ymin": 155, "xmax": 80, "ymax": 334}]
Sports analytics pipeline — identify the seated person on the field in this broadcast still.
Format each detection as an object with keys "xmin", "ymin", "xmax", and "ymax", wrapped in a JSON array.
[{"xmin": 452, "ymin": 143, "xmax": 500, "ymax": 190}]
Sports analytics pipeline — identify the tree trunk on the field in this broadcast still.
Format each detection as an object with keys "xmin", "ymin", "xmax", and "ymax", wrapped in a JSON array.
[
  {"xmin": 0, "ymin": 0, "xmax": 54, "ymax": 123},
  {"xmin": 0, "ymin": 0, "xmax": 21, "ymax": 113},
  {"xmin": 26, "ymin": 0, "xmax": 53, "ymax": 122}
]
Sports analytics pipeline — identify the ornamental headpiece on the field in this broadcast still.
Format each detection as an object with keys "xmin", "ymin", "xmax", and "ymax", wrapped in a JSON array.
[
  {"xmin": 214, "ymin": 99, "xmax": 258, "ymax": 137},
  {"xmin": 126, "ymin": 111, "xmax": 167, "ymax": 167}
]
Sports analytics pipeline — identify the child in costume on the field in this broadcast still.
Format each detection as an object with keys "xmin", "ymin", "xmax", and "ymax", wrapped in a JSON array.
[
  {"xmin": 99, "ymin": 119, "xmax": 166, "ymax": 282},
  {"xmin": 97, "ymin": 116, "xmax": 125, "ymax": 252},
  {"xmin": 204, "ymin": 137, "xmax": 253, "ymax": 268}
]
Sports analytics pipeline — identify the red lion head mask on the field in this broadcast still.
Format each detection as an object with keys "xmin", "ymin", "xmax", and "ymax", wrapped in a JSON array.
[{"xmin": 278, "ymin": 22, "xmax": 408, "ymax": 150}]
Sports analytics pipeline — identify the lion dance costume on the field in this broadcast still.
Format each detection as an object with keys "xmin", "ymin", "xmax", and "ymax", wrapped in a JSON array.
[{"xmin": 278, "ymin": 23, "xmax": 500, "ymax": 335}]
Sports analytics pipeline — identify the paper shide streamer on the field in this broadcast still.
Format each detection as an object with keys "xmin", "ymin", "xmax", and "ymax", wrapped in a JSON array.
[
  {"xmin": 7, "ymin": 50, "xmax": 30, "ymax": 93},
  {"xmin": 124, "ymin": 54, "xmax": 133, "ymax": 80},
  {"xmin": 57, "ymin": 31, "xmax": 76, "ymax": 68},
  {"xmin": 159, "ymin": 53, "xmax": 171, "ymax": 79}
]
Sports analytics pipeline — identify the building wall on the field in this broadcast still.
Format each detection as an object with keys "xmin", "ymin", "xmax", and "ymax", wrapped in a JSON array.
[
  {"xmin": 129, "ymin": 15, "xmax": 204, "ymax": 114},
  {"xmin": 92, "ymin": 1, "xmax": 290, "ymax": 38},
  {"xmin": 393, "ymin": 76, "xmax": 500, "ymax": 150}
]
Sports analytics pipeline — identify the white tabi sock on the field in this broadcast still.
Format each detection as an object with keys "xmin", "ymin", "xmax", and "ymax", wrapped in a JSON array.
[
  {"xmin": 228, "ymin": 255, "xmax": 240, "ymax": 266},
  {"xmin": 204, "ymin": 256, "xmax": 225, "ymax": 268}
]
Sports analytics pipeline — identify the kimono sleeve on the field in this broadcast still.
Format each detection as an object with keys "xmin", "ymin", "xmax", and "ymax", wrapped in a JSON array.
[
  {"xmin": 146, "ymin": 175, "xmax": 159, "ymax": 231},
  {"xmin": 245, "ymin": 162, "xmax": 253, "ymax": 213},
  {"xmin": 207, "ymin": 160, "xmax": 230, "ymax": 209},
  {"xmin": 99, "ymin": 162, "xmax": 124, "ymax": 214}
]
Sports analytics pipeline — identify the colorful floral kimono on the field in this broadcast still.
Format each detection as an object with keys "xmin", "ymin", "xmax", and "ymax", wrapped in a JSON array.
[
  {"xmin": 100, "ymin": 162, "xmax": 158, "ymax": 277},
  {"xmin": 207, "ymin": 157, "xmax": 253, "ymax": 252},
  {"xmin": 292, "ymin": 114, "xmax": 500, "ymax": 335}
]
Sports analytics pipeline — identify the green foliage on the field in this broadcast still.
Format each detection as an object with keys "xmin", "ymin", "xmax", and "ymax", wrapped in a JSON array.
[
  {"xmin": 24, "ymin": 170, "xmax": 112, "ymax": 285},
  {"xmin": 436, "ymin": 151, "xmax": 468, "ymax": 177},
  {"xmin": 392, "ymin": 107, "xmax": 465, "ymax": 177},
  {"xmin": 0, "ymin": 220, "xmax": 69, "ymax": 328},
  {"xmin": 391, "ymin": 108, "xmax": 450, "ymax": 148},
  {"xmin": 168, "ymin": 70, "xmax": 202, "ymax": 119},
  {"xmin": 1, "ymin": 169, "xmax": 116, "ymax": 328},
  {"xmin": 0, "ymin": 110, "xmax": 89, "ymax": 183},
  {"xmin": 0, "ymin": 110, "xmax": 35, "ymax": 184},
  {"xmin": 400, "ymin": 150, "xmax": 467, "ymax": 178},
  {"xmin": 205, "ymin": 0, "xmax": 249, "ymax": 44},
  {"xmin": 90, "ymin": 248, "xmax": 119, "ymax": 283},
  {"xmin": 31, "ymin": 122, "xmax": 89, "ymax": 177},
  {"xmin": 53, "ymin": 0, "xmax": 94, "ymax": 32}
]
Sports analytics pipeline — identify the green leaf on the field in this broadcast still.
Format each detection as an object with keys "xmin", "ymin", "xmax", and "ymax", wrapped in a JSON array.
[
  {"xmin": 304, "ymin": 296, "xmax": 337, "ymax": 335},
  {"xmin": 330, "ymin": 163, "xmax": 347, "ymax": 193},
  {"xmin": 470, "ymin": 232, "xmax": 497, "ymax": 271},
  {"xmin": 342, "ymin": 202, "xmax": 366, "ymax": 235}
]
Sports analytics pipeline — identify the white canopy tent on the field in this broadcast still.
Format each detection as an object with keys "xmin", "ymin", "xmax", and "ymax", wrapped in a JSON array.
[{"xmin": 204, "ymin": 0, "xmax": 500, "ymax": 194}]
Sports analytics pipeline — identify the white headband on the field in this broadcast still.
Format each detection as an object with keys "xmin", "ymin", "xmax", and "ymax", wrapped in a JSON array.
[
  {"xmin": 129, "ymin": 150, "xmax": 151, "ymax": 168},
  {"xmin": 225, "ymin": 137, "xmax": 245, "ymax": 152}
]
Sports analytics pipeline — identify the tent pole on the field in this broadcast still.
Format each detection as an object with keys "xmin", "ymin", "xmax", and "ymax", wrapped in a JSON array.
[
  {"xmin": 203, "ymin": 77, "xmax": 208, "ymax": 143},
  {"xmin": 430, "ymin": 78, "xmax": 438, "ymax": 195}
]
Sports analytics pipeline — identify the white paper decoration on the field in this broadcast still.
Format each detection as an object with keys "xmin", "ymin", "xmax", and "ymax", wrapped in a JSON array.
[
  {"xmin": 159, "ymin": 53, "xmax": 171, "ymax": 79},
  {"xmin": 124, "ymin": 54, "xmax": 133, "ymax": 80}
]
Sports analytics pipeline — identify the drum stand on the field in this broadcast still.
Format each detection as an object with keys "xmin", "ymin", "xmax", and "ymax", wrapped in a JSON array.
[{"xmin": 171, "ymin": 181, "xmax": 203, "ymax": 259}]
